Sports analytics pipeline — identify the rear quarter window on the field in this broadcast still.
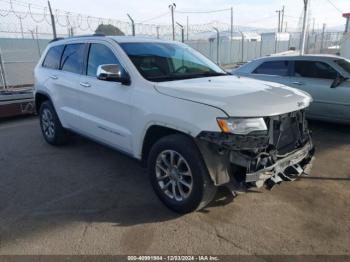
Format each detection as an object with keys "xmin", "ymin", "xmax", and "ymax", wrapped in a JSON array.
[
  {"xmin": 253, "ymin": 60, "xmax": 289, "ymax": 76},
  {"xmin": 42, "ymin": 45, "xmax": 64, "ymax": 69}
]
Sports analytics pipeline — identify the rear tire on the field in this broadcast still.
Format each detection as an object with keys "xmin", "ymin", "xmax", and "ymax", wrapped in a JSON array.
[
  {"xmin": 148, "ymin": 134, "xmax": 217, "ymax": 213},
  {"xmin": 39, "ymin": 100, "xmax": 68, "ymax": 145}
]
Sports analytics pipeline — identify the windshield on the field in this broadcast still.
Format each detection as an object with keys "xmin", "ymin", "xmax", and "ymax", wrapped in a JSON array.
[
  {"xmin": 334, "ymin": 59, "xmax": 350, "ymax": 75},
  {"xmin": 119, "ymin": 42, "xmax": 227, "ymax": 82}
]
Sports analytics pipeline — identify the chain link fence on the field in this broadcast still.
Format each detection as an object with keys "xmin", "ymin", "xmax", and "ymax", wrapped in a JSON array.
[{"xmin": 0, "ymin": 0, "xmax": 345, "ymax": 89}]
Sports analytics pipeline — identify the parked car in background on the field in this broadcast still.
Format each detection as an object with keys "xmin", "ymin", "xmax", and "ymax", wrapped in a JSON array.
[
  {"xmin": 233, "ymin": 55, "xmax": 350, "ymax": 124},
  {"xmin": 34, "ymin": 35, "xmax": 314, "ymax": 213}
]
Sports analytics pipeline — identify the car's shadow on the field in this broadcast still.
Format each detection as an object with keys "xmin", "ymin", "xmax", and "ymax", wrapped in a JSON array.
[{"xmin": 0, "ymin": 121, "xmax": 238, "ymax": 246}]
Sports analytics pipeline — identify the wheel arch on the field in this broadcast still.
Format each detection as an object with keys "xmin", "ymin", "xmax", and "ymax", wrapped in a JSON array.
[
  {"xmin": 141, "ymin": 125, "xmax": 194, "ymax": 166},
  {"xmin": 35, "ymin": 91, "xmax": 52, "ymax": 113},
  {"xmin": 140, "ymin": 124, "xmax": 230, "ymax": 186}
]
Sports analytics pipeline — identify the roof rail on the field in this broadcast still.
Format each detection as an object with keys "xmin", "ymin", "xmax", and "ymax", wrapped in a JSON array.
[
  {"xmin": 70, "ymin": 33, "xmax": 106, "ymax": 38},
  {"xmin": 49, "ymin": 37, "xmax": 64, "ymax": 43},
  {"xmin": 49, "ymin": 34, "xmax": 106, "ymax": 43}
]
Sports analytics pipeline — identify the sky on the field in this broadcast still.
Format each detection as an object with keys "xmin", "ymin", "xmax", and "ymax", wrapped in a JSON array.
[
  {"xmin": 0, "ymin": 0, "xmax": 349, "ymax": 32},
  {"xmin": 46, "ymin": 0, "xmax": 349, "ymax": 30}
]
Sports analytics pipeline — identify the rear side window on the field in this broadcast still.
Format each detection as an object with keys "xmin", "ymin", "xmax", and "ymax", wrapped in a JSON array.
[
  {"xmin": 294, "ymin": 61, "xmax": 338, "ymax": 79},
  {"xmin": 87, "ymin": 43, "xmax": 120, "ymax": 77},
  {"xmin": 253, "ymin": 61, "xmax": 289, "ymax": 76},
  {"xmin": 42, "ymin": 45, "xmax": 64, "ymax": 69},
  {"xmin": 61, "ymin": 43, "xmax": 85, "ymax": 74}
]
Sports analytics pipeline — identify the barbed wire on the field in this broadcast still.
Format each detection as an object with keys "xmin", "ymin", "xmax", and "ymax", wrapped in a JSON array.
[
  {"xmin": 0, "ymin": 0, "xmax": 324, "ymax": 40},
  {"xmin": 175, "ymin": 8, "xmax": 231, "ymax": 14},
  {"xmin": 28, "ymin": 4, "xmax": 46, "ymax": 23}
]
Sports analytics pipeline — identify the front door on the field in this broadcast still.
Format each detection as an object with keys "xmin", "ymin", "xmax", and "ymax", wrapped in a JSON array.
[
  {"xmin": 289, "ymin": 60, "xmax": 350, "ymax": 122},
  {"xmin": 77, "ymin": 41, "xmax": 133, "ymax": 153}
]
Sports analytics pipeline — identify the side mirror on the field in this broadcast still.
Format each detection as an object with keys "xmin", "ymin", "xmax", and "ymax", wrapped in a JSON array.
[
  {"xmin": 97, "ymin": 64, "xmax": 131, "ymax": 85},
  {"xmin": 330, "ymin": 74, "xmax": 346, "ymax": 88}
]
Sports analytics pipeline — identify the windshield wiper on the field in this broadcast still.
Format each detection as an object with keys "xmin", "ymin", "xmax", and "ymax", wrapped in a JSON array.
[
  {"xmin": 198, "ymin": 71, "xmax": 229, "ymax": 77},
  {"xmin": 147, "ymin": 72, "xmax": 228, "ymax": 82}
]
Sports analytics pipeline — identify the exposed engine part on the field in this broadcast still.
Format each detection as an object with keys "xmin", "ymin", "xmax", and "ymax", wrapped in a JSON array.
[
  {"xmin": 196, "ymin": 109, "xmax": 314, "ymax": 189},
  {"xmin": 197, "ymin": 131, "xmax": 269, "ymax": 151}
]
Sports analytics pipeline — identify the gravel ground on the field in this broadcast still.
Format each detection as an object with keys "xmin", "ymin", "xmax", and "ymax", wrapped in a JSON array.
[{"xmin": 0, "ymin": 116, "xmax": 349, "ymax": 255}]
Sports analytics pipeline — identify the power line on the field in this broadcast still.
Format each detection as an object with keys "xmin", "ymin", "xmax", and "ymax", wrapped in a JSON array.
[
  {"xmin": 244, "ymin": 15, "xmax": 276, "ymax": 25},
  {"xmin": 325, "ymin": 0, "xmax": 343, "ymax": 13},
  {"xmin": 139, "ymin": 12, "xmax": 169, "ymax": 23},
  {"xmin": 175, "ymin": 8, "xmax": 231, "ymax": 14}
]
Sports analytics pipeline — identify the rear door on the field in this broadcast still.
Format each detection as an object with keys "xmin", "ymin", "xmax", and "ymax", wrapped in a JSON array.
[
  {"xmin": 47, "ymin": 43, "xmax": 86, "ymax": 129},
  {"xmin": 289, "ymin": 60, "xmax": 350, "ymax": 121},
  {"xmin": 248, "ymin": 60, "xmax": 292, "ymax": 86},
  {"xmin": 77, "ymin": 41, "xmax": 133, "ymax": 153}
]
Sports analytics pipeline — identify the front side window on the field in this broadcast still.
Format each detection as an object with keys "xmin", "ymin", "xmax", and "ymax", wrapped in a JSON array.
[
  {"xmin": 60, "ymin": 43, "xmax": 85, "ymax": 74},
  {"xmin": 253, "ymin": 61, "xmax": 289, "ymax": 76},
  {"xmin": 334, "ymin": 59, "xmax": 350, "ymax": 75},
  {"xmin": 42, "ymin": 45, "xmax": 64, "ymax": 69},
  {"xmin": 294, "ymin": 61, "xmax": 338, "ymax": 79},
  {"xmin": 87, "ymin": 44, "xmax": 120, "ymax": 77},
  {"xmin": 119, "ymin": 42, "xmax": 226, "ymax": 82}
]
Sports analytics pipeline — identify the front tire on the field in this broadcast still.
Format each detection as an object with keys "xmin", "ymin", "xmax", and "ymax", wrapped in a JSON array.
[
  {"xmin": 39, "ymin": 100, "xmax": 68, "ymax": 145},
  {"xmin": 148, "ymin": 134, "xmax": 217, "ymax": 213}
]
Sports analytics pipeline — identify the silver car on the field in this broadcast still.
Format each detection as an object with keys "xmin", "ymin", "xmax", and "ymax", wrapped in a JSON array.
[{"xmin": 233, "ymin": 55, "xmax": 350, "ymax": 124}]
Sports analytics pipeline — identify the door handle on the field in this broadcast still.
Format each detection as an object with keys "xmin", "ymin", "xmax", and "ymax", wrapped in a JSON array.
[
  {"xmin": 49, "ymin": 75, "xmax": 58, "ymax": 80},
  {"xmin": 291, "ymin": 81, "xmax": 304, "ymax": 86},
  {"xmin": 79, "ymin": 82, "xmax": 91, "ymax": 88}
]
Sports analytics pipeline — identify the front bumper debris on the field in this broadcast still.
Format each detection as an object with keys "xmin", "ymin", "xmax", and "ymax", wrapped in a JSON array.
[
  {"xmin": 245, "ymin": 142, "xmax": 315, "ymax": 189},
  {"xmin": 196, "ymin": 109, "xmax": 315, "ymax": 189}
]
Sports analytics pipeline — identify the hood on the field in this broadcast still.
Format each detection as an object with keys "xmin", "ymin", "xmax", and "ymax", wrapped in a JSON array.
[{"xmin": 154, "ymin": 75, "xmax": 312, "ymax": 117}]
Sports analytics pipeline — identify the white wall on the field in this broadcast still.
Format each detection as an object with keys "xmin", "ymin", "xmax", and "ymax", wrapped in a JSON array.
[{"xmin": 340, "ymin": 33, "xmax": 350, "ymax": 59}]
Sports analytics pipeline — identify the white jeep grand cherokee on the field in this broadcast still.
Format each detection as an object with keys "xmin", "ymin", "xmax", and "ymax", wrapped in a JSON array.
[{"xmin": 34, "ymin": 35, "xmax": 315, "ymax": 213}]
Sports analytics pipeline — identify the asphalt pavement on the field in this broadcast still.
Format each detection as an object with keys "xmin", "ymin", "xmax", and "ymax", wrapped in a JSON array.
[{"xmin": 0, "ymin": 116, "xmax": 349, "ymax": 255}]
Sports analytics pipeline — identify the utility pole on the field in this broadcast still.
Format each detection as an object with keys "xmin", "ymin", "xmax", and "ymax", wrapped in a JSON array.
[
  {"xmin": 0, "ymin": 48, "xmax": 8, "ymax": 89},
  {"xmin": 127, "ymin": 14, "xmax": 135, "ymax": 36},
  {"xmin": 300, "ymin": 0, "xmax": 310, "ymax": 55},
  {"xmin": 29, "ymin": 29, "xmax": 35, "ymax": 40},
  {"xmin": 240, "ymin": 31, "xmax": 244, "ymax": 62},
  {"xmin": 213, "ymin": 27, "xmax": 220, "ymax": 65},
  {"xmin": 320, "ymin": 23, "xmax": 326, "ymax": 52},
  {"xmin": 281, "ymin": 6, "xmax": 285, "ymax": 32},
  {"xmin": 230, "ymin": 7, "xmax": 233, "ymax": 40},
  {"xmin": 176, "ymin": 22, "xmax": 184, "ymax": 43},
  {"xmin": 19, "ymin": 17, "xmax": 24, "ymax": 39},
  {"xmin": 35, "ymin": 26, "xmax": 41, "ymax": 56},
  {"xmin": 66, "ymin": 15, "xmax": 70, "ymax": 36},
  {"xmin": 186, "ymin": 16, "xmax": 189, "ymax": 41},
  {"xmin": 156, "ymin": 26, "xmax": 160, "ymax": 39},
  {"xmin": 312, "ymin": 17, "xmax": 315, "ymax": 34},
  {"xmin": 230, "ymin": 7, "xmax": 233, "ymax": 63},
  {"xmin": 47, "ymin": 1, "xmax": 57, "ymax": 39},
  {"xmin": 169, "ymin": 3, "xmax": 176, "ymax": 40},
  {"xmin": 276, "ymin": 10, "xmax": 281, "ymax": 32}
]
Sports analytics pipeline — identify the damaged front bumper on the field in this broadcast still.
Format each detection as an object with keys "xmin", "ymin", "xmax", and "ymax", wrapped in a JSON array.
[
  {"xmin": 196, "ymin": 109, "xmax": 315, "ymax": 190},
  {"xmin": 244, "ymin": 142, "xmax": 315, "ymax": 189}
]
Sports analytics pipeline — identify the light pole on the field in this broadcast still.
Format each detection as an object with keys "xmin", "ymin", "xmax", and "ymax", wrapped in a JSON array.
[
  {"xmin": 213, "ymin": 27, "xmax": 220, "ymax": 65},
  {"xmin": 47, "ymin": 1, "xmax": 57, "ymax": 39},
  {"xmin": 300, "ymin": 0, "xmax": 311, "ymax": 55},
  {"xmin": 169, "ymin": 3, "xmax": 176, "ymax": 40},
  {"xmin": 276, "ymin": 9, "xmax": 281, "ymax": 32},
  {"xmin": 176, "ymin": 22, "xmax": 184, "ymax": 42},
  {"xmin": 127, "ymin": 14, "xmax": 135, "ymax": 36}
]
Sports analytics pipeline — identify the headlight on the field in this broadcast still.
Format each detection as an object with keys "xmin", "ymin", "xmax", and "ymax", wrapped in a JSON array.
[{"xmin": 217, "ymin": 117, "xmax": 267, "ymax": 135}]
